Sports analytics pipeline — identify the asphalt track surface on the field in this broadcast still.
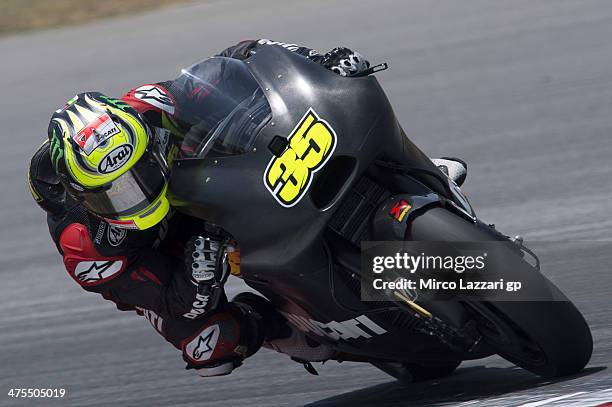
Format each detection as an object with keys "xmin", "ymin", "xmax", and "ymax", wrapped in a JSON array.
[{"xmin": 1, "ymin": 0, "xmax": 611, "ymax": 406}]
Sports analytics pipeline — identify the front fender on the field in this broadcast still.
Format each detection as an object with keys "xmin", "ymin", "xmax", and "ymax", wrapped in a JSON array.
[{"xmin": 370, "ymin": 192, "xmax": 441, "ymax": 241}]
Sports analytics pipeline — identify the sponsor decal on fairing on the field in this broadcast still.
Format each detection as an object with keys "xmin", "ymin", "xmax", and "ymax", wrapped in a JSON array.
[
  {"xmin": 389, "ymin": 199, "xmax": 412, "ymax": 222},
  {"xmin": 264, "ymin": 108, "xmax": 337, "ymax": 207},
  {"xmin": 280, "ymin": 312, "xmax": 387, "ymax": 341}
]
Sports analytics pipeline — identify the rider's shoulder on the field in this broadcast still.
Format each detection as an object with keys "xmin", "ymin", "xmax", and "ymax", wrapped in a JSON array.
[
  {"xmin": 56, "ymin": 211, "xmax": 160, "ymax": 258},
  {"xmin": 121, "ymin": 82, "xmax": 176, "ymax": 117}
]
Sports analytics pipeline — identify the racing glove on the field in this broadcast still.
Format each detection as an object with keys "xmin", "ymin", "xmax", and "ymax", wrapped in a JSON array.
[
  {"xmin": 185, "ymin": 236, "xmax": 232, "ymax": 315},
  {"xmin": 322, "ymin": 47, "xmax": 370, "ymax": 77}
]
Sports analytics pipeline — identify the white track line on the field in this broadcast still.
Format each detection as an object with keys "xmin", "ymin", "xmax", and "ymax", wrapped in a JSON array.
[{"xmin": 516, "ymin": 392, "xmax": 586, "ymax": 407}]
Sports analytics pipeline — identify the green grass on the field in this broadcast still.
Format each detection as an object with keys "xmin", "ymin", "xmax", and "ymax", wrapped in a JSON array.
[{"xmin": 0, "ymin": 0, "xmax": 192, "ymax": 36}]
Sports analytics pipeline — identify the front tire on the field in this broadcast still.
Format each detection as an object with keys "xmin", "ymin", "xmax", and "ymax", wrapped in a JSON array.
[
  {"xmin": 466, "ymin": 300, "xmax": 592, "ymax": 377},
  {"xmin": 410, "ymin": 207, "xmax": 593, "ymax": 377}
]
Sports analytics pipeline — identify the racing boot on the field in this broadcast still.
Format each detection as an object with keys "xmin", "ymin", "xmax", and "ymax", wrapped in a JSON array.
[{"xmin": 431, "ymin": 157, "xmax": 468, "ymax": 186}]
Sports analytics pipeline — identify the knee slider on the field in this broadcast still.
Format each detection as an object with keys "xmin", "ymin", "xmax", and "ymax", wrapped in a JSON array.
[{"xmin": 181, "ymin": 309, "xmax": 258, "ymax": 370}]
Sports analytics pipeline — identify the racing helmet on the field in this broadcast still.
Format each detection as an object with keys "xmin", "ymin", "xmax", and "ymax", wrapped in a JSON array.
[{"xmin": 48, "ymin": 92, "xmax": 169, "ymax": 230}]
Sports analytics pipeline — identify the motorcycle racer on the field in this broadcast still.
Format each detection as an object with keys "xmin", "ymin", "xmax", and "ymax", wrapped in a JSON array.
[{"xmin": 28, "ymin": 39, "xmax": 467, "ymax": 377}]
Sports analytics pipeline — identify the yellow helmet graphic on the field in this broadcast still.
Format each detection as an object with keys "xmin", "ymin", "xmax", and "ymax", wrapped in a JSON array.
[{"xmin": 49, "ymin": 92, "xmax": 169, "ymax": 230}]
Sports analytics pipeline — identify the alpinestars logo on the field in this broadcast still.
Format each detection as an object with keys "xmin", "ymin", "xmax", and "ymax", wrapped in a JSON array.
[
  {"xmin": 185, "ymin": 325, "xmax": 220, "ymax": 362},
  {"xmin": 74, "ymin": 260, "xmax": 124, "ymax": 283},
  {"xmin": 134, "ymin": 85, "xmax": 175, "ymax": 114}
]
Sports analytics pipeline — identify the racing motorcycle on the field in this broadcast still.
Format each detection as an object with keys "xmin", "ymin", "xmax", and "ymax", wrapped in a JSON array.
[{"xmin": 168, "ymin": 46, "xmax": 592, "ymax": 382}]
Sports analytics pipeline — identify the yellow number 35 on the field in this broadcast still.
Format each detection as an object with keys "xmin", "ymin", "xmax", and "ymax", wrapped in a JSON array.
[{"xmin": 264, "ymin": 108, "xmax": 337, "ymax": 207}]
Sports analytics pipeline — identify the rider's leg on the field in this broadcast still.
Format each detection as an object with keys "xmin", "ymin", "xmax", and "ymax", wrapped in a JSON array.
[{"xmin": 141, "ymin": 297, "xmax": 270, "ymax": 377}]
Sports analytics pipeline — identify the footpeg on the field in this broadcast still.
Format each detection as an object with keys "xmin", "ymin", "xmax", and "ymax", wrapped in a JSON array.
[{"xmin": 292, "ymin": 358, "xmax": 319, "ymax": 376}]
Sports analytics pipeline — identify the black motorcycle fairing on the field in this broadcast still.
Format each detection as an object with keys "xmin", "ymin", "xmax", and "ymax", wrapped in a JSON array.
[
  {"xmin": 167, "ymin": 47, "xmax": 467, "ymax": 360},
  {"xmin": 370, "ymin": 193, "xmax": 441, "ymax": 241},
  {"xmin": 167, "ymin": 47, "xmax": 593, "ymax": 377},
  {"xmin": 169, "ymin": 46, "xmax": 444, "ymax": 276}
]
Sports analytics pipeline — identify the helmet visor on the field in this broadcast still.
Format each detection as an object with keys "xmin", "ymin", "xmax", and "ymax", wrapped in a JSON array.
[{"xmin": 78, "ymin": 148, "xmax": 167, "ymax": 218}]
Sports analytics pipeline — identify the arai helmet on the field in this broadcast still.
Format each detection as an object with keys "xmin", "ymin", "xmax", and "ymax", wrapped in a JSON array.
[{"xmin": 48, "ymin": 92, "xmax": 169, "ymax": 230}]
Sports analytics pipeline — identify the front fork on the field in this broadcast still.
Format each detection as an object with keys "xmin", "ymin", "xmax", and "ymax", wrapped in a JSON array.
[{"xmin": 368, "ymin": 192, "xmax": 485, "ymax": 357}]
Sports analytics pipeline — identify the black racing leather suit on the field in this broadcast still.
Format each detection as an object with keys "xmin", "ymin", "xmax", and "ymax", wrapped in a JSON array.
[{"xmin": 28, "ymin": 39, "xmax": 356, "ymax": 375}]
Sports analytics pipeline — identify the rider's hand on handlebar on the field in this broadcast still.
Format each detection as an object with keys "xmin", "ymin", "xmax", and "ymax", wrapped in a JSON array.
[
  {"xmin": 185, "ymin": 235, "xmax": 229, "ymax": 287},
  {"xmin": 322, "ymin": 47, "xmax": 370, "ymax": 77}
]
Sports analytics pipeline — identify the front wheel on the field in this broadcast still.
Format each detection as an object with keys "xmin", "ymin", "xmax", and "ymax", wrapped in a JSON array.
[
  {"xmin": 410, "ymin": 207, "xmax": 593, "ymax": 378},
  {"xmin": 466, "ymin": 300, "xmax": 592, "ymax": 377}
]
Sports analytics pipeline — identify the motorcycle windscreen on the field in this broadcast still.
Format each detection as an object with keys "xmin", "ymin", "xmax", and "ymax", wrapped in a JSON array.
[{"xmin": 169, "ymin": 57, "xmax": 272, "ymax": 158}]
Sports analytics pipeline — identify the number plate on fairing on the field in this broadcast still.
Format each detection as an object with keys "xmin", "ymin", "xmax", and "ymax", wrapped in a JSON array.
[{"xmin": 263, "ymin": 108, "xmax": 337, "ymax": 207}]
